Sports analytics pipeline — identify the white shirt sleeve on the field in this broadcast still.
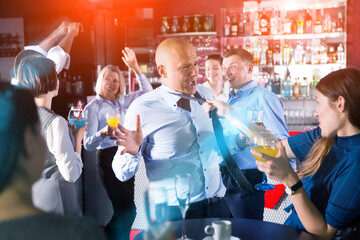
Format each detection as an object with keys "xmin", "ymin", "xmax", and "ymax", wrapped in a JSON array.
[
  {"xmin": 46, "ymin": 116, "xmax": 83, "ymax": 182},
  {"xmin": 24, "ymin": 45, "xmax": 48, "ymax": 56},
  {"xmin": 47, "ymin": 46, "xmax": 71, "ymax": 73}
]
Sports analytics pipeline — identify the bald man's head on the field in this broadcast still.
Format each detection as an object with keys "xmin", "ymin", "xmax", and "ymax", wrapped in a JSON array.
[{"xmin": 155, "ymin": 38, "xmax": 193, "ymax": 68}]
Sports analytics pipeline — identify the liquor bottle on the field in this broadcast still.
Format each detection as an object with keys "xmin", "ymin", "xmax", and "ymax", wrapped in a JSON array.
[
  {"xmin": 273, "ymin": 43, "xmax": 282, "ymax": 65},
  {"xmin": 193, "ymin": 15, "xmax": 202, "ymax": 32},
  {"xmin": 294, "ymin": 41, "xmax": 304, "ymax": 64},
  {"xmin": 312, "ymin": 39, "xmax": 321, "ymax": 64},
  {"xmin": 300, "ymin": 77, "xmax": 309, "ymax": 98},
  {"xmin": 238, "ymin": 13, "xmax": 245, "ymax": 36},
  {"xmin": 244, "ymin": 12, "xmax": 252, "ymax": 36},
  {"xmin": 314, "ymin": 10, "xmax": 322, "ymax": 34},
  {"xmin": 260, "ymin": 9, "xmax": 270, "ymax": 35},
  {"xmin": 336, "ymin": 43, "xmax": 345, "ymax": 64},
  {"xmin": 304, "ymin": 43, "xmax": 312, "ymax": 64},
  {"xmin": 160, "ymin": 17, "xmax": 171, "ymax": 34},
  {"xmin": 327, "ymin": 46, "xmax": 336, "ymax": 64},
  {"xmin": 292, "ymin": 77, "xmax": 300, "ymax": 98},
  {"xmin": 171, "ymin": 16, "xmax": 180, "ymax": 33},
  {"xmin": 230, "ymin": 15, "xmax": 238, "ymax": 37},
  {"xmin": 266, "ymin": 42, "xmax": 274, "ymax": 66},
  {"xmin": 270, "ymin": 9, "xmax": 279, "ymax": 35},
  {"xmin": 282, "ymin": 73, "xmax": 293, "ymax": 98},
  {"xmin": 253, "ymin": 39, "xmax": 260, "ymax": 65},
  {"xmin": 320, "ymin": 40, "xmax": 328, "ymax": 64},
  {"xmin": 224, "ymin": 15, "xmax": 231, "ymax": 37},
  {"xmin": 260, "ymin": 39, "xmax": 267, "ymax": 66},
  {"xmin": 337, "ymin": 12, "xmax": 344, "ymax": 32},
  {"xmin": 310, "ymin": 75, "xmax": 318, "ymax": 99},
  {"xmin": 323, "ymin": 13, "xmax": 331, "ymax": 33},
  {"xmin": 282, "ymin": 40, "xmax": 291, "ymax": 65},
  {"xmin": 272, "ymin": 73, "xmax": 281, "ymax": 96},
  {"xmin": 304, "ymin": 9, "xmax": 312, "ymax": 34},
  {"xmin": 296, "ymin": 11, "xmax": 304, "ymax": 34},
  {"xmin": 283, "ymin": 12, "xmax": 292, "ymax": 34},
  {"xmin": 253, "ymin": 12, "xmax": 261, "ymax": 36}
]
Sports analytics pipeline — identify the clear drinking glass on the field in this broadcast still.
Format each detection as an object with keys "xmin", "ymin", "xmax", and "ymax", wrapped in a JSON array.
[
  {"xmin": 250, "ymin": 132, "xmax": 278, "ymax": 191},
  {"xmin": 175, "ymin": 174, "xmax": 192, "ymax": 240},
  {"xmin": 106, "ymin": 111, "xmax": 120, "ymax": 140},
  {"xmin": 68, "ymin": 106, "xmax": 87, "ymax": 129}
]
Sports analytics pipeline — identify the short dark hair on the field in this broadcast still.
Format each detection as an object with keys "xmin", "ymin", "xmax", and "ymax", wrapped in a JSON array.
[
  {"xmin": 223, "ymin": 48, "xmax": 253, "ymax": 65},
  {"xmin": 206, "ymin": 54, "xmax": 223, "ymax": 65},
  {"xmin": 0, "ymin": 82, "xmax": 39, "ymax": 193},
  {"xmin": 17, "ymin": 56, "xmax": 58, "ymax": 96},
  {"xmin": 14, "ymin": 50, "xmax": 43, "ymax": 78}
]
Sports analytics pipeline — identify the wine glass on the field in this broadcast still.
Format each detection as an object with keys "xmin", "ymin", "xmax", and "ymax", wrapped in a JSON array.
[
  {"xmin": 175, "ymin": 174, "xmax": 192, "ymax": 240},
  {"xmin": 250, "ymin": 132, "xmax": 278, "ymax": 191},
  {"xmin": 106, "ymin": 111, "xmax": 121, "ymax": 140},
  {"xmin": 145, "ymin": 187, "xmax": 168, "ymax": 237},
  {"xmin": 247, "ymin": 109, "xmax": 264, "ymax": 127},
  {"xmin": 68, "ymin": 106, "xmax": 87, "ymax": 130}
]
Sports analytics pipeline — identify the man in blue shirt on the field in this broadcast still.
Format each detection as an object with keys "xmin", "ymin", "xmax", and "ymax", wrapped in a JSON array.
[
  {"xmin": 111, "ymin": 38, "xmax": 245, "ymax": 220},
  {"xmin": 221, "ymin": 48, "xmax": 289, "ymax": 220}
]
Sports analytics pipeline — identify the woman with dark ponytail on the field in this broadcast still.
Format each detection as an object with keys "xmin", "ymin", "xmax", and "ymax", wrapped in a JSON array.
[{"xmin": 252, "ymin": 68, "xmax": 360, "ymax": 239}]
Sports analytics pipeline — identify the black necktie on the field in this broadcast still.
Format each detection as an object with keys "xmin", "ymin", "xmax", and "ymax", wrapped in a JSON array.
[
  {"xmin": 209, "ymin": 108, "xmax": 255, "ymax": 194},
  {"xmin": 175, "ymin": 92, "xmax": 206, "ymax": 112}
]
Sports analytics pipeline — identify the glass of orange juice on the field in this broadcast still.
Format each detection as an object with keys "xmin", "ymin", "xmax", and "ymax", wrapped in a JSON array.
[
  {"xmin": 250, "ymin": 132, "xmax": 278, "ymax": 191},
  {"xmin": 106, "ymin": 111, "xmax": 120, "ymax": 139}
]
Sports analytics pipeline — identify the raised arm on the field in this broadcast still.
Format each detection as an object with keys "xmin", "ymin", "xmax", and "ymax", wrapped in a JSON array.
[
  {"xmin": 122, "ymin": 47, "xmax": 142, "ymax": 75},
  {"xmin": 58, "ymin": 22, "xmax": 82, "ymax": 54},
  {"xmin": 38, "ymin": 21, "xmax": 69, "ymax": 52}
]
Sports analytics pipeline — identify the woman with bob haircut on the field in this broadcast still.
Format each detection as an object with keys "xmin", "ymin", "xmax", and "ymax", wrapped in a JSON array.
[{"xmin": 17, "ymin": 55, "xmax": 86, "ymax": 216}]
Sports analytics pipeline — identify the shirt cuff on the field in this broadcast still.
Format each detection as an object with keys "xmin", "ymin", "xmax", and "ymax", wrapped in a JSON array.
[{"xmin": 24, "ymin": 45, "xmax": 47, "ymax": 56}]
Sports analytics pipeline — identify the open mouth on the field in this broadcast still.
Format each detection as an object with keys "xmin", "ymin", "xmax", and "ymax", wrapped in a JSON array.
[{"xmin": 187, "ymin": 80, "xmax": 196, "ymax": 87}]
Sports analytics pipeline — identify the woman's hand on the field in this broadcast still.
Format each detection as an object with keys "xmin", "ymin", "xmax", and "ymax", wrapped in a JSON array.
[
  {"xmin": 122, "ymin": 47, "xmax": 142, "ymax": 75},
  {"xmin": 100, "ymin": 125, "xmax": 116, "ymax": 138},
  {"xmin": 251, "ymin": 142, "xmax": 298, "ymax": 186}
]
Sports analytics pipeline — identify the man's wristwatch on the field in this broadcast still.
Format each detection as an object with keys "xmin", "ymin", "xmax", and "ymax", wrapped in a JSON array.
[{"xmin": 285, "ymin": 180, "xmax": 303, "ymax": 195}]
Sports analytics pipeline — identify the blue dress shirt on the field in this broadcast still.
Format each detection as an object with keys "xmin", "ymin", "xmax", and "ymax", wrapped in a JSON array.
[
  {"xmin": 83, "ymin": 73, "xmax": 153, "ymax": 151},
  {"xmin": 223, "ymin": 80, "xmax": 289, "ymax": 170},
  {"xmin": 112, "ymin": 84, "xmax": 228, "ymax": 206},
  {"xmin": 286, "ymin": 128, "xmax": 360, "ymax": 230}
]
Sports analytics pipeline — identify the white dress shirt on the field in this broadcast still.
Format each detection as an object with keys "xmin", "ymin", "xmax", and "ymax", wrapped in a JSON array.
[
  {"xmin": 112, "ymin": 84, "xmax": 227, "ymax": 206},
  {"xmin": 45, "ymin": 116, "xmax": 83, "ymax": 182}
]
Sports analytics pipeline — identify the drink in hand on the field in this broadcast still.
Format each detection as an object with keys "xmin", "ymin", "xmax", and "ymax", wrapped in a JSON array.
[
  {"xmin": 251, "ymin": 145, "xmax": 279, "ymax": 162},
  {"xmin": 106, "ymin": 117, "xmax": 120, "ymax": 128}
]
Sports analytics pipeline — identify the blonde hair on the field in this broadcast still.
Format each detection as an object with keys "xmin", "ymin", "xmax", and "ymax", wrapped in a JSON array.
[
  {"xmin": 298, "ymin": 68, "xmax": 360, "ymax": 178},
  {"xmin": 95, "ymin": 65, "xmax": 125, "ymax": 99}
]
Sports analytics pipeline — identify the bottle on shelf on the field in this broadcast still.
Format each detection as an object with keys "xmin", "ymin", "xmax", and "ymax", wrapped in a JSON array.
[
  {"xmin": 182, "ymin": 16, "xmax": 191, "ymax": 33},
  {"xmin": 273, "ymin": 43, "xmax": 282, "ymax": 65},
  {"xmin": 327, "ymin": 46, "xmax": 336, "ymax": 64},
  {"xmin": 310, "ymin": 74, "xmax": 318, "ymax": 98},
  {"xmin": 337, "ymin": 12, "xmax": 344, "ymax": 32},
  {"xmin": 336, "ymin": 43, "xmax": 345, "ymax": 64},
  {"xmin": 230, "ymin": 15, "xmax": 238, "ymax": 37},
  {"xmin": 260, "ymin": 39, "xmax": 268, "ymax": 66},
  {"xmin": 171, "ymin": 16, "xmax": 180, "ymax": 33},
  {"xmin": 314, "ymin": 10, "xmax": 323, "ymax": 34},
  {"xmin": 282, "ymin": 72, "xmax": 293, "ymax": 98},
  {"xmin": 292, "ymin": 76, "xmax": 300, "ymax": 98},
  {"xmin": 320, "ymin": 40, "xmax": 328, "ymax": 64},
  {"xmin": 282, "ymin": 40, "xmax": 291, "ymax": 65},
  {"xmin": 266, "ymin": 42, "xmax": 274, "ymax": 66},
  {"xmin": 304, "ymin": 43, "xmax": 312, "ymax": 64},
  {"xmin": 304, "ymin": 9, "xmax": 312, "ymax": 34},
  {"xmin": 296, "ymin": 11, "xmax": 305, "ymax": 35},
  {"xmin": 300, "ymin": 77, "xmax": 309, "ymax": 98},
  {"xmin": 244, "ymin": 12, "xmax": 252, "ymax": 36},
  {"xmin": 253, "ymin": 11, "xmax": 261, "ymax": 36},
  {"xmin": 160, "ymin": 17, "xmax": 171, "ymax": 34},
  {"xmin": 224, "ymin": 15, "xmax": 231, "ymax": 37},
  {"xmin": 270, "ymin": 9, "xmax": 279, "ymax": 35},
  {"xmin": 294, "ymin": 41, "xmax": 304, "ymax": 64},
  {"xmin": 322, "ymin": 13, "xmax": 332, "ymax": 33},
  {"xmin": 238, "ymin": 13, "xmax": 245, "ymax": 36},
  {"xmin": 260, "ymin": 9, "xmax": 270, "ymax": 35},
  {"xmin": 283, "ymin": 12, "xmax": 292, "ymax": 34},
  {"xmin": 272, "ymin": 73, "xmax": 281, "ymax": 96}
]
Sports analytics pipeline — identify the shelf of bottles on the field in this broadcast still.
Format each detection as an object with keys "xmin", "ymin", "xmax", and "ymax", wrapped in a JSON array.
[
  {"xmin": 221, "ymin": 0, "xmax": 346, "ymax": 131},
  {"xmin": 157, "ymin": 15, "xmax": 220, "ymax": 83}
]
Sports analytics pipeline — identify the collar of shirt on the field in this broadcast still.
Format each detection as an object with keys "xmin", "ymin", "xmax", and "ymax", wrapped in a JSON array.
[{"xmin": 230, "ymin": 80, "xmax": 257, "ymax": 98}]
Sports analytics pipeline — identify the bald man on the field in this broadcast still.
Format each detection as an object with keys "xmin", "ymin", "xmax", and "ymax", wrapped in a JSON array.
[{"xmin": 112, "ymin": 38, "xmax": 234, "ymax": 221}]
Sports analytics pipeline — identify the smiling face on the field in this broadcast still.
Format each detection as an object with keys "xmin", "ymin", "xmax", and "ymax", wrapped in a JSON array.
[
  {"xmin": 100, "ymin": 70, "xmax": 120, "ymax": 101},
  {"xmin": 205, "ymin": 59, "xmax": 223, "ymax": 84},
  {"xmin": 315, "ymin": 91, "xmax": 344, "ymax": 138},
  {"xmin": 222, "ymin": 55, "xmax": 253, "ymax": 90},
  {"xmin": 157, "ymin": 40, "xmax": 199, "ymax": 95}
]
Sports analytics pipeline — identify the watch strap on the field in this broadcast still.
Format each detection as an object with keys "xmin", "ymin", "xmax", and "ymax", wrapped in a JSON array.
[{"xmin": 286, "ymin": 180, "xmax": 303, "ymax": 195}]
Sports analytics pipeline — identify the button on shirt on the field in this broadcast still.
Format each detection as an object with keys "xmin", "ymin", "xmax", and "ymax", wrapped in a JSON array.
[
  {"xmin": 223, "ymin": 80, "xmax": 289, "ymax": 170},
  {"xmin": 112, "ymin": 84, "xmax": 227, "ymax": 206},
  {"xmin": 83, "ymin": 73, "xmax": 153, "ymax": 151}
]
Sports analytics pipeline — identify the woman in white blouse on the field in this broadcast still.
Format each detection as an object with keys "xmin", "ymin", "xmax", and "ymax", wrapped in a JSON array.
[
  {"xmin": 17, "ymin": 55, "xmax": 86, "ymax": 216},
  {"xmin": 84, "ymin": 47, "xmax": 152, "ymax": 240}
]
